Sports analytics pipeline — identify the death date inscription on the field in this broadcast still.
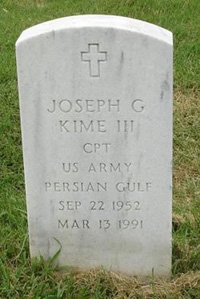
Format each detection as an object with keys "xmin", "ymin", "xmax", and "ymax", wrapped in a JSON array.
[{"xmin": 58, "ymin": 219, "xmax": 143, "ymax": 230}]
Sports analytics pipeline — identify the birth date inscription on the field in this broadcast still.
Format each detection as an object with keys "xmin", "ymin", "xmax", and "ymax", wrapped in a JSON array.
[{"xmin": 58, "ymin": 200, "xmax": 141, "ymax": 212}]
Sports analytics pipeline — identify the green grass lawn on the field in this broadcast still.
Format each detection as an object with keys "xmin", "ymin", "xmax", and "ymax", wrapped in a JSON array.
[{"xmin": 0, "ymin": 0, "xmax": 199, "ymax": 297}]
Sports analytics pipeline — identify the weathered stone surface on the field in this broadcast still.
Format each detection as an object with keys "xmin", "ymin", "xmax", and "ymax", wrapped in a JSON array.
[{"xmin": 16, "ymin": 15, "xmax": 173, "ymax": 278}]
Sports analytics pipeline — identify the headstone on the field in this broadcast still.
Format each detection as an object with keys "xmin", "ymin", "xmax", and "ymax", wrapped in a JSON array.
[{"xmin": 16, "ymin": 15, "xmax": 173, "ymax": 278}]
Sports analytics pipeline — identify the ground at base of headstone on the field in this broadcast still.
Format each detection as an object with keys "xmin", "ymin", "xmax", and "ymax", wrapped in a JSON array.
[{"xmin": 4, "ymin": 255, "xmax": 200, "ymax": 299}]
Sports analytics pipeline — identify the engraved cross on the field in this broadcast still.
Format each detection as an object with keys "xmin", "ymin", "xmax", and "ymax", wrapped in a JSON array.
[{"xmin": 81, "ymin": 44, "xmax": 107, "ymax": 77}]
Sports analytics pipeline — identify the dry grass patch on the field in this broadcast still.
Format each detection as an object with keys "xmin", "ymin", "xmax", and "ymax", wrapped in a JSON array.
[{"xmin": 62, "ymin": 268, "xmax": 200, "ymax": 298}]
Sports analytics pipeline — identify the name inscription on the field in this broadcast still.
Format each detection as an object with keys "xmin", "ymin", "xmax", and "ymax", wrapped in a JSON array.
[
  {"xmin": 48, "ymin": 98, "xmax": 144, "ymax": 134},
  {"xmin": 47, "ymin": 99, "xmax": 144, "ymax": 113}
]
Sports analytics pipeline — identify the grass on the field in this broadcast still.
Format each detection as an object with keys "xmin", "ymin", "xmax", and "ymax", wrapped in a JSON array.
[{"xmin": 0, "ymin": 0, "xmax": 199, "ymax": 297}]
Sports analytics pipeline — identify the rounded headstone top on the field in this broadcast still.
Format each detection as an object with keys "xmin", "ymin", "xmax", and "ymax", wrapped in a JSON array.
[{"xmin": 16, "ymin": 15, "xmax": 172, "ymax": 47}]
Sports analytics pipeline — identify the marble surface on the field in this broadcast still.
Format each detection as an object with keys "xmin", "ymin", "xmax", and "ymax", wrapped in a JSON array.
[{"xmin": 16, "ymin": 15, "xmax": 173, "ymax": 278}]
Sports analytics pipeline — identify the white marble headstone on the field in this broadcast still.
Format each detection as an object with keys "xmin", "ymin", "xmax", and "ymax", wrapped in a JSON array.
[{"xmin": 16, "ymin": 15, "xmax": 173, "ymax": 278}]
